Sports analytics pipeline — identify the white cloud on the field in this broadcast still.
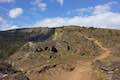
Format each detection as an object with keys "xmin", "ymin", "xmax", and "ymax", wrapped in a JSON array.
[
  {"xmin": 68, "ymin": 1, "xmax": 117, "ymax": 16},
  {"xmin": 1, "ymin": 1, "xmax": 119, "ymax": 30},
  {"xmin": 0, "ymin": 17, "xmax": 16, "ymax": 30},
  {"xmin": 93, "ymin": 1, "xmax": 117, "ymax": 14},
  {"xmin": 32, "ymin": 12, "xmax": 120, "ymax": 29},
  {"xmin": 0, "ymin": 0, "xmax": 14, "ymax": 3},
  {"xmin": 31, "ymin": 1, "xmax": 120, "ymax": 29},
  {"xmin": 0, "ymin": 17, "xmax": 9, "ymax": 27},
  {"xmin": 67, "ymin": 7, "xmax": 93, "ymax": 16},
  {"xmin": 8, "ymin": 25, "xmax": 18, "ymax": 30},
  {"xmin": 0, "ymin": 16, "xmax": 20, "ymax": 31},
  {"xmin": 33, "ymin": 17, "xmax": 66, "ymax": 27},
  {"xmin": 33, "ymin": 0, "xmax": 47, "ymax": 11},
  {"xmin": 9, "ymin": 8, "xmax": 23, "ymax": 18},
  {"xmin": 56, "ymin": 0, "xmax": 64, "ymax": 6},
  {"xmin": 32, "ymin": 0, "xmax": 64, "ymax": 11}
]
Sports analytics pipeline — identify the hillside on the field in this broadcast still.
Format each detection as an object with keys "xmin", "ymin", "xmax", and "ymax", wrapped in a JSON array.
[{"xmin": 0, "ymin": 26, "xmax": 120, "ymax": 80}]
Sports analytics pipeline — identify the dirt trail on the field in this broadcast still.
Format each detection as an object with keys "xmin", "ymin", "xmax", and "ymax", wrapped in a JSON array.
[
  {"xmin": 27, "ymin": 35, "xmax": 112, "ymax": 80},
  {"xmin": 50, "ymin": 61, "xmax": 95, "ymax": 80},
  {"xmin": 50, "ymin": 35, "xmax": 112, "ymax": 80},
  {"xmin": 83, "ymin": 35, "xmax": 111, "ymax": 61}
]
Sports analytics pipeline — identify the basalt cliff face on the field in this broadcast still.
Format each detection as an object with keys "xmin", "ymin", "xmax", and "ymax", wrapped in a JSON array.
[{"xmin": 0, "ymin": 26, "xmax": 120, "ymax": 80}]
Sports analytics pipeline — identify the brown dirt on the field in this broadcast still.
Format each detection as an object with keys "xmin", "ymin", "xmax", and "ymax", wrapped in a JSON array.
[
  {"xmin": 27, "ymin": 35, "xmax": 111, "ymax": 80},
  {"xmin": 52, "ymin": 61, "xmax": 96, "ymax": 80},
  {"xmin": 83, "ymin": 35, "xmax": 111, "ymax": 61},
  {"xmin": 46, "ymin": 35, "xmax": 112, "ymax": 80}
]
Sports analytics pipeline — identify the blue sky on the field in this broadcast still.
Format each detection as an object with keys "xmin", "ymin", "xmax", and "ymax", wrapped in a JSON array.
[{"xmin": 0, "ymin": 0, "xmax": 120, "ymax": 30}]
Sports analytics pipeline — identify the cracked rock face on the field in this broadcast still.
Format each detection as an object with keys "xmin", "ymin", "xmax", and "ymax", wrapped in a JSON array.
[{"xmin": 95, "ymin": 61, "xmax": 120, "ymax": 80}]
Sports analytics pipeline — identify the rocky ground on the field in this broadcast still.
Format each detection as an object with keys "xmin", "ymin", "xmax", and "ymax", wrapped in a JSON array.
[
  {"xmin": 95, "ymin": 60, "xmax": 120, "ymax": 80},
  {"xmin": 0, "ymin": 61, "xmax": 29, "ymax": 80},
  {"xmin": 0, "ymin": 26, "xmax": 120, "ymax": 80}
]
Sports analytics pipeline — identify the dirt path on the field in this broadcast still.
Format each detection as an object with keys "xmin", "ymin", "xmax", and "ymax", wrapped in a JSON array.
[
  {"xmin": 66, "ymin": 62, "xmax": 95, "ymax": 80},
  {"xmin": 50, "ymin": 35, "xmax": 112, "ymax": 80},
  {"xmin": 83, "ymin": 35, "xmax": 111, "ymax": 61},
  {"xmin": 51, "ymin": 61, "xmax": 95, "ymax": 80},
  {"xmin": 27, "ymin": 35, "xmax": 112, "ymax": 80}
]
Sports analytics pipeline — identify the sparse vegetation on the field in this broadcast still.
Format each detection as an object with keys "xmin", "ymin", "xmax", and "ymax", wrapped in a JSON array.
[{"xmin": 0, "ymin": 26, "xmax": 120, "ymax": 80}]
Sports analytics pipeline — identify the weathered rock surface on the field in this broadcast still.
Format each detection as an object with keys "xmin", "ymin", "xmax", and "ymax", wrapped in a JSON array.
[
  {"xmin": 0, "ymin": 61, "xmax": 29, "ymax": 80},
  {"xmin": 95, "ymin": 61, "xmax": 120, "ymax": 80}
]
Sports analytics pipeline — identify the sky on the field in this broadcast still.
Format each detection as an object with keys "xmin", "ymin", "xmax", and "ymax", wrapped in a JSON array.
[{"xmin": 0, "ymin": 0, "xmax": 120, "ymax": 30}]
